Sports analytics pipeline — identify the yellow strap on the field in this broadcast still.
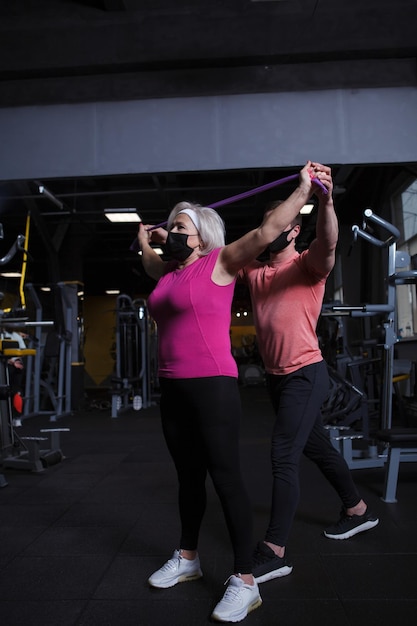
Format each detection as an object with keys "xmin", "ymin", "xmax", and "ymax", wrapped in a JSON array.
[
  {"xmin": 19, "ymin": 213, "xmax": 31, "ymax": 309},
  {"xmin": 392, "ymin": 373, "xmax": 410, "ymax": 383}
]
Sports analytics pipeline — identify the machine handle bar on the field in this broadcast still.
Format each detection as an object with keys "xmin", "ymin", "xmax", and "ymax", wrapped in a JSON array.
[{"xmin": 352, "ymin": 208, "xmax": 400, "ymax": 248}]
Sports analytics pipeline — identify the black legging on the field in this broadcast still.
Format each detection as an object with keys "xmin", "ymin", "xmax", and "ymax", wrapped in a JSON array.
[
  {"xmin": 265, "ymin": 361, "xmax": 361, "ymax": 547},
  {"xmin": 159, "ymin": 376, "xmax": 254, "ymax": 574}
]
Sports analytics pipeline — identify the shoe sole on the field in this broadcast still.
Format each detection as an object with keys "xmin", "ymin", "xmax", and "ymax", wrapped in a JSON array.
[
  {"xmin": 211, "ymin": 596, "xmax": 262, "ymax": 622},
  {"xmin": 324, "ymin": 518, "xmax": 379, "ymax": 540},
  {"xmin": 254, "ymin": 565, "xmax": 293, "ymax": 584},
  {"xmin": 148, "ymin": 569, "xmax": 203, "ymax": 589}
]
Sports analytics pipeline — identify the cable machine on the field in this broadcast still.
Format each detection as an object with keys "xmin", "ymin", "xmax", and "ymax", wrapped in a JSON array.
[{"xmin": 111, "ymin": 294, "xmax": 153, "ymax": 417}]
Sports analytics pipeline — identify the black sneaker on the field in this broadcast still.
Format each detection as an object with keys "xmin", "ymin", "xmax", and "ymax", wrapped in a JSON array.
[
  {"xmin": 324, "ymin": 508, "xmax": 379, "ymax": 540},
  {"xmin": 252, "ymin": 541, "xmax": 293, "ymax": 584}
]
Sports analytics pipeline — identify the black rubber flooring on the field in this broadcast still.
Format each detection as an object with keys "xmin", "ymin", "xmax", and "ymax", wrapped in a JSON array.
[{"xmin": 1, "ymin": 386, "xmax": 417, "ymax": 626}]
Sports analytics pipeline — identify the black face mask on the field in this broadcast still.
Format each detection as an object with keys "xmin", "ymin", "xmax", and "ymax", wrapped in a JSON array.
[
  {"xmin": 165, "ymin": 231, "xmax": 195, "ymax": 262},
  {"xmin": 268, "ymin": 228, "xmax": 293, "ymax": 253}
]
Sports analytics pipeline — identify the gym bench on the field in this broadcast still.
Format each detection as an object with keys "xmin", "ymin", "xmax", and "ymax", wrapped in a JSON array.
[
  {"xmin": 2, "ymin": 428, "xmax": 69, "ymax": 473},
  {"xmin": 374, "ymin": 428, "xmax": 417, "ymax": 503}
]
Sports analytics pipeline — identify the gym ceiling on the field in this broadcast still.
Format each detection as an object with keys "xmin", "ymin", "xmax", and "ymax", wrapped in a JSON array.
[{"xmin": 0, "ymin": 0, "xmax": 417, "ymax": 297}]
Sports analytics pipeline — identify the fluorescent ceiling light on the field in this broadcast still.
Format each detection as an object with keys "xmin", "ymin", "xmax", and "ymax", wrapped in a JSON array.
[
  {"xmin": 0, "ymin": 271, "xmax": 22, "ymax": 278},
  {"xmin": 300, "ymin": 203, "xmax": 314, "ymax": 215},
  {"xmin": 104, "ymin": 208, "xmax": 141, "ymax": 223},
  {"xmin": 106, "ymin": 289, "xmax": 121, "ymax": 295}
]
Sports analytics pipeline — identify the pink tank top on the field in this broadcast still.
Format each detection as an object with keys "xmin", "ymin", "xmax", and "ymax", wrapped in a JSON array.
[{"xmin": 147, "ymin": 248, "xmax": 238, "ymax": 379}]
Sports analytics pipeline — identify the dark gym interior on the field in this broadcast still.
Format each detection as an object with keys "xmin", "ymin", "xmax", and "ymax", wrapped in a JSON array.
[{"xmin": 1, "ymin": 2, "xmax": 417, "ymax": 625}]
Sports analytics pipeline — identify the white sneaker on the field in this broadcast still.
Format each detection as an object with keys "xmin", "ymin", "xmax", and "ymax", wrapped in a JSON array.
[
  {"xmin": 211, "ymin": 574, "xmax": 262, "ymax": 622},
  {"xmin": 148, "ymin": 549, "xmax": 203, "ymax": 588},
  {"xmin": 12, "ymin": 418, "xmax": 22, "ymax": 428}
]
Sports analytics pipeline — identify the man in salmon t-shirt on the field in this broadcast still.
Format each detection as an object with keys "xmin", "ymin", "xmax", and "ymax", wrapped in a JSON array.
[{"xmin": 239, "ymin": 167, "xmax": 379, "ymax": 585}]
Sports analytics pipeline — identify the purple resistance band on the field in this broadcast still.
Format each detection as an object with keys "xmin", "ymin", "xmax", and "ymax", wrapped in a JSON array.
[{"xmin": 129, "ymin": 172, "xmax": 327, "ymax": 251}]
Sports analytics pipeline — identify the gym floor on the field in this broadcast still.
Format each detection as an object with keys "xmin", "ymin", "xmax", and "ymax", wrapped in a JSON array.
[{"xmin": 1, "ymin": 386, "xmax": 417, "ymax": 626}]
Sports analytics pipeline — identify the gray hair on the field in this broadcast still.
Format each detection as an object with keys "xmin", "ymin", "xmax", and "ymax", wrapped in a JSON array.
[{"xmin": 167, "ymin": 201, "xmax": 226, "ymax": 255}]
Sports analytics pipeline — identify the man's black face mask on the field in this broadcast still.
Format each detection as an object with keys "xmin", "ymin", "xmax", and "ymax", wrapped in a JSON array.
[{"xmin": 268, "ymin": 228, "xmax": 293, "ymax": 253}]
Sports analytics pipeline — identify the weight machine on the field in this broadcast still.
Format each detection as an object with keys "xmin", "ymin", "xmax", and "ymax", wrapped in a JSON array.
[
  {"xmin": 322, "ymin": 209, "xmax": 417, "ymax": 491},
  {"xmin": 21, "ymin": 282, "xmax": 74, "ymax": 422},
  {"xmin": 111, "ymin": 294, "xmax": 154, "ymax": 417},
  {"xmin": 0, "ymin": 230, "xmax": 70, "ymax": 484}
]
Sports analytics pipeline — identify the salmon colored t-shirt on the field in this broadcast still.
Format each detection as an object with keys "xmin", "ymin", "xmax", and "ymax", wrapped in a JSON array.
[{"xmin": 239, "ymin": 250, "xmax": 328, "ymax": 375}]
